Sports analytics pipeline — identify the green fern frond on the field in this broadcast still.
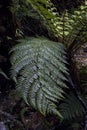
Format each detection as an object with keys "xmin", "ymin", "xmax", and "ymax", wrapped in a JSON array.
[
  {"xmin": 10, "ymin": 37, "xmax": 69, "ymax": 117},
  {"xmin": 67, "ymin": 1, "xmax": 87, "ymax": 47},
  {"xmin": 11, "ymin": 0, "xmax": 87, "ymax": 47},
  {"xmin": 23, "ymin": 0, "xmax": 72, "ymax": 41},
  {"xmin": 24, "ymin": 0, "xmax": 87, "ymax": 46},
  {"xmin": 59, "ymin": 93, "xmax": 85, "ymax": 120}
]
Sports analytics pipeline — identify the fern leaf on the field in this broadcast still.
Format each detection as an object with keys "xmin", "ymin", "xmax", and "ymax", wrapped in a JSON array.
[
  {"xmin": 59, "ymin": 93, "xmax": 85, "ymax": 120},
  {"xmin": 10, "ymin": 37, "xmax": 69, "ymax": 117}
]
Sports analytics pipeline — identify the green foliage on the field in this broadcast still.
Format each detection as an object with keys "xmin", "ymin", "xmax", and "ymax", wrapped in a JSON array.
[
  {"xmin": 25, "ymin": 0, "xmax": 87, "ymax": 46},
  {"xmin": 12, "ymin": 0, "xmax": 41, "ymax": 20},
  {"xmin": 23, "ymin": 0, "xmax": 73, "ymax": 41},
  {"xmin": 10, "ymin": 0, "xmax": 87, "ymax": 47},
  {"xmin": 12, "ymin": 0, "xmax": 87, "ymax": 46},
  {"xmin": 11, "ymin": 0, "xmax": 73, "ymax": 40},
  {"xmin": 10, "ymin": 0, "xmax": 20, "ymax": 14},
  {"xmin": 10, "ymin": 37, "xmax": 69, "ymax": 117},
  {"xmin": 10, "ymin": 0, "xmax": 87, "ymax": 124},
  {"xmin": 67, "ymin": 1, "xmax": 87, "ymax": 48},
  {"xmin": 59, "ymin": 93, "xmax": 85, "ymax": 120}
]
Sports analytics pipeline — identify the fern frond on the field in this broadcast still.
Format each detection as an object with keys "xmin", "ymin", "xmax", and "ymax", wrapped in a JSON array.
[
  {"xmin": 59, "ymin": 93, "xmax": 85, "ymax": 120},
  {"xmin": 25, "ymin": 0, "xmax": 86, "ymax": 45},
  {"xmin": 23, "ymin": 0, "xmax": 72, "ymax": 41},
  {"xmin": 11, "ymin": 0, "xmax": 87, "ymax": 47},
  {"xmin": 67, "ymin": 1, "xmax": 87, "ymax": 47},
  {"xmin": 10, "ymin": 37, "xmax": 69, "ymax": 117}
]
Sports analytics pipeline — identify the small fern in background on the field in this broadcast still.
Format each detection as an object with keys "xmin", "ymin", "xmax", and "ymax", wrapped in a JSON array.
[
  {"xmin": 11, "ymin": 0, "xmax": 87, "ymax": 45},
  {"xmin": 67, "ymin": 1, "xmax": 87, "ymax": 48},
  {"xmin": 24, "ymin": 0, "xmax": 74, "ymax": 41},
  {"xmin": 11, "ymin": 0, "xmax": 73, "ymax": 41},
  {"xmin": 15, "ymin": 0, "xmax": 87, "ymax": 45}
]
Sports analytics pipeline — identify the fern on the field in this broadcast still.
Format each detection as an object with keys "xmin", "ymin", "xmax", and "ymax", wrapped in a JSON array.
[
  {"xmin": 10, "ymin": 0, "xmax": 87, "ymax": 122},
  {"xmin": 67, "ymin": 1, "xmax": 87, "ymax": 48},
  {"xmin": 59, "ymin": 93, "xmax": 85, "ymax": 120},
  {"xmin": 10, "ymin": 37, "xmax": 69, "ymax": 117},
  {"xmin": 11, "ymin": 0, "xmax": 87, "ymax": 46},
  {"xmin": 27, "ymin": 0, "xmax": 87, "ymax": 45},
  {"xmin": 18, "ymin": 0, "xmax": 72, "ymax": 41}
]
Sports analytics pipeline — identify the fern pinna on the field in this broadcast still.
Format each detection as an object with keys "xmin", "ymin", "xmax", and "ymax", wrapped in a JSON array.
[
  {"xmin": 59, "ymin": 93, "xmax": 85, "ymax": 120},
  {"xmin": 10, "ymin": 37, "xmax": 69, "ymax": 117}
]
